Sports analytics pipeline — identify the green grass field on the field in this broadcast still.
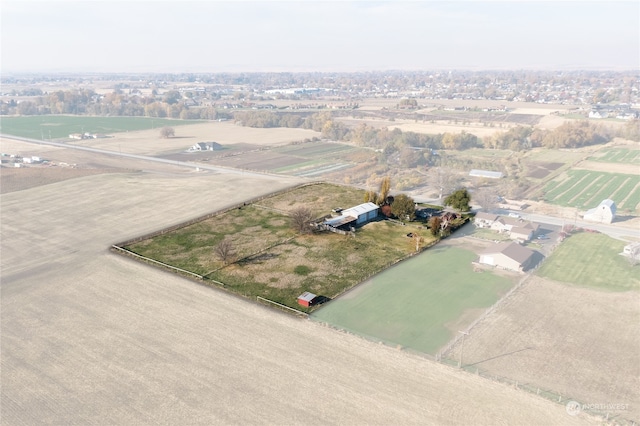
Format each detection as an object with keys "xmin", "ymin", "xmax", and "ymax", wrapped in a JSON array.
[
  {"xmin": 536, "ymin": 232, "xmax": 639, "ymax": 291},
  {"xmin": 0, "ymin": 116, "xmax": 201, "ymax": 140},
  {"xmin": 589, "ymin": 148, "xmax": 640, "ymax": 164},
  {"xmin": 543, "ymin": 170, "xmax": 640, "ymax": 212},
  {"xmin": 311, "ymin": 246, "xmax": 514, "ymax": 354}
]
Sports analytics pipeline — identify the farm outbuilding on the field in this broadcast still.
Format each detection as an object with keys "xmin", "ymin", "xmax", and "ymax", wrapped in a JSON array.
[
  {"xmin": 478, "ymin": 241, "xmax": 539, "ymax": 272},
  {"xmin": 297, "ymin": 292, "xmax": 317, "ymax": 307},
  {"xmin": 583, "ymin": 199, "xmax": 616, "ymax": 224},
  {"xmin": 323, "ymin": 202, "xmax": 379, "ymax": 231},
  {"xmin": 341, "ymin": 202, "xmax": 379, "ymax": 225},
  {"xmin": 190, "ymin": 142, "xmax": 223, "ymax": 151},
  {"xmin": 469, "ymin": 169, "xmax": 503, "ymax": 179}
]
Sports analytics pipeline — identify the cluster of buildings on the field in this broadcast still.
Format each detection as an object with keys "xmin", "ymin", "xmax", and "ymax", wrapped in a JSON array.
[
  {"xmin": 1, "ymin": 153, "xmax": 44, "ymax": 168},
  {"xmin": 474, "ymin": 212, "xmax": 540, "ymax": 242},
  {"xmin": 68, "ymin": 132, "xmax": 107, "ymax": 140},
  {"xmin": 472, "ymin": 212, "xmax": 545, "ymax": 273}
]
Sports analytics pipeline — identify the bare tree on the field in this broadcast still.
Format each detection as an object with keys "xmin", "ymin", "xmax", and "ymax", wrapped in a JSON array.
[
  {"xmin": 430, "ymin": 167, "xmax": 462, "ymax": 200},
  {"xmin": 290, "ymin": 207, "xmax": 315, "ymax": 234},
  {"xmin": 160, "ymin": 126, "xmax": 175, "ymax": 138},
  {"xmin": 472, "ymin": 187, "xmax": 500, "ymax": 211},
  {"xmin": 214, "ymin": 238, "xmax": 235, "ymax": 265}
]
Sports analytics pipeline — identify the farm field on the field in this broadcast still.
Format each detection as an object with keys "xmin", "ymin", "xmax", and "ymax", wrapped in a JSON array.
[
  {"xmin": 1, "ymin": 138, "xmax": 605, "ymax": 425},
  {"xmin": 54, "ymin": 121, "xmax": 322, "ymax": 156},
  {"xmin": 543, "ymin": 170, "xmax": 640, "ymax": 213},
  {"xmin": 311, "ymin": 245, "xmax": 515, "ymax": 354},
  {"xmin": 201, "ymin": 140, "xmax": 367, "ymax": 177},
  {"xmin": 536, "ymin": 232, "xmax": 640, "ymax": 291},
  {"xmin": 589, "ymin": 147, "xmax": 640, "ymax": 164},
  {"xmin": 0, "ymin": 115, "xmax": 199, "ymax": 140},
  {"xmin": 122, "ymin": 183, "xmax": 439, "ymax": 311},
  {"xmin": 446, "ymin": 275, "xmax": 640, "ymax": 423}
]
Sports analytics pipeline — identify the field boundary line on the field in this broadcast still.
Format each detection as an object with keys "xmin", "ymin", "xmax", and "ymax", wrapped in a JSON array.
[
  {"xmin": 436, "ymin": 271, "xmax": 533, "ymax": 361},
  {"xmin": 111, "ymin": 245, "xmax": 203, "ymax": 279},
  {"xmin": 257, "ymin": 296, "xmax": 308, "ymax": 317}
]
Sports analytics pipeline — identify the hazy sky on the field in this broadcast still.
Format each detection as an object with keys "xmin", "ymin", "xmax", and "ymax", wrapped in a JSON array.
[{"xmin": 2, "ymin": 1, "xmax": 638, "ymax": 73}]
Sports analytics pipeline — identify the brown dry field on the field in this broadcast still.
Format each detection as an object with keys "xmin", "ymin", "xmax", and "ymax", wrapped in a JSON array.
[
  {"xmin": 574, "ymin": 160, "xmax": 640, "ymax": 175},
  {"xmin": 447, "ymin": 276, "xmax": 640, "ymax": 422},
  {"xmin": 1, "ymin": 142, "xmax": 600, "ymax": 425},
  {"xmin": 390, "ymin": 120, "xmax": 517, "ymax": 138},
  {"xmin": 66, "ymin": 121, "xmax": 321, "ymax": 155}
]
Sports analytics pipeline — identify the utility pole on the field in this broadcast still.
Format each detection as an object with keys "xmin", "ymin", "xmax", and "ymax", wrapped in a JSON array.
[{"xmin": 458, "ymin": 330, "xmax": 469, "ymax": 368}]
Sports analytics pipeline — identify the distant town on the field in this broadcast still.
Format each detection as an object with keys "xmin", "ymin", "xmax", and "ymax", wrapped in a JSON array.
[{"xmin": 1, "ymin": 70, "xmax": 638, "ymax": 119}]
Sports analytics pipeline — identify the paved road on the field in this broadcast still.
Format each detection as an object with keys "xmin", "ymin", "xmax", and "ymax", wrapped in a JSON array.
[{"xmin": 516, "ymin": 211, "xmax": 640, "ymax": 240}]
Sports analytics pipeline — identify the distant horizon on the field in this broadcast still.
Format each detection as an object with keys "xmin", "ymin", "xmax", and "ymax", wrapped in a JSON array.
[
  {"xmin": 3, "ymin": 66, "xmax": 638, "ymax": 76},
  {"xmin": 2, "ymin": 1, "xmax": 638, "ymax": 74}
]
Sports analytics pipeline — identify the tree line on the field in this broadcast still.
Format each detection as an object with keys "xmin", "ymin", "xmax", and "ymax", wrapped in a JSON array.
[
  {"xmin": 235, "ymin": 110, "xmax": 637, "ymax": 154},
  {"xmin": 0, "ymin": 88, "xmax": 233, "ymax": 121}
]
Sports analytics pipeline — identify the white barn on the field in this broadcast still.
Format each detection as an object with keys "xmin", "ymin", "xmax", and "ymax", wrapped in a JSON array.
[{"xmin": 583, "ymin": 199, "xmax": 616, "ymax": 224}]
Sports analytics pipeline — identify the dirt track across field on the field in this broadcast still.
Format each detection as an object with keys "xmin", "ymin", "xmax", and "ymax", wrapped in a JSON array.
[{"xmin": 1, "ymin": 143, "xmax": 599, "ymax": 424}]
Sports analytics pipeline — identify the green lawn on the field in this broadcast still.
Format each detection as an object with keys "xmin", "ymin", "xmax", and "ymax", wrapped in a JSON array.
[
  {"xmin": 0, "ymin": 115, "xmax": 201, "ymax": 140},
  {"xmin": 311, "ymin": 246, "xmax": 514, "ymax": 354},
  {"xmin": 536, "ymin": 232, "xmax": 639, "ymax": 291}
]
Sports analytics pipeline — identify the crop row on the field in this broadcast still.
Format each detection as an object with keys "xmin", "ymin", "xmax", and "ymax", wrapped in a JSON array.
[{"xmin": 545, "ymin": 170, "xmax": 640, "ymax": 211}]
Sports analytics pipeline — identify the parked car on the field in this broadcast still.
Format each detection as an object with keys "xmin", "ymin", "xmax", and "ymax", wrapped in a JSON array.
[{"xmin": 508, "ymin": 212, "xmax": 521, "ymax": 218}]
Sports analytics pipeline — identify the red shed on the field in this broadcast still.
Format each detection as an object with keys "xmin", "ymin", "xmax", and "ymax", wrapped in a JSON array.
[{"xmin": 297, "ymin": 292, "xmax": 317, "ymax": 307}]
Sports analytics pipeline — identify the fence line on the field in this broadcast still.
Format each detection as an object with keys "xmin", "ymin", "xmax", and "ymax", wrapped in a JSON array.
[
  {"xmin": 437, "ymin": 358, "xmax": 636, "ymax": 425},
  {"xmin": 111, "ymin": 245, "xmax": 203, "ymax": 280},
  {"xmin": 257, "ymin": 296, "xmax": 308, "ymax": 317},
  {"xmin": 436, "ymin": 271, "xmax": 532, "ymax": 361}
]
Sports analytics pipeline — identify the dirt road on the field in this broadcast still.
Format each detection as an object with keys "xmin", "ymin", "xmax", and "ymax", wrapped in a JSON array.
[{"xmin": 1, "ymin": 148, "xmax": 598, "ymax": 424}]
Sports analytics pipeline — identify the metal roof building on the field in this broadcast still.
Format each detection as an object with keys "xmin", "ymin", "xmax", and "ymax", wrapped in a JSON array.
[{"xmin": 469, "ymin": 169, "xmax": 504, "ymax": 179}]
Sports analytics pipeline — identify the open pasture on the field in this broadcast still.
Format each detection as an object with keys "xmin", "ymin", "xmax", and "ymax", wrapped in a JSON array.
[
  {"xmin": 123, "ymin": 183, "xmax": 437, "ymax": 310},
  {"xmin": 0, "ymin": 115, "xmax": 197, "ymax": 140},
  {"xmin": 446, "ymin": 275, "xmax": 640, "ymax": 423},
  {"xmin": 543, "ymin": 170, "xmax": 640, "ymax": 213},
  {"xmin": 536, "ymin": 232, "xmax": 640, "ymax": 291},
  {"xmin": 312, "ymin": 245, "xmax": 515, "ymax": 355}
]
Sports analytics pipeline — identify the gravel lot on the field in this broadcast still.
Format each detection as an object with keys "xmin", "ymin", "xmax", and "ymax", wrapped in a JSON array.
[{"xmin": 1, "ymin": 142, "xmax": 598, "ymax": 425}]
